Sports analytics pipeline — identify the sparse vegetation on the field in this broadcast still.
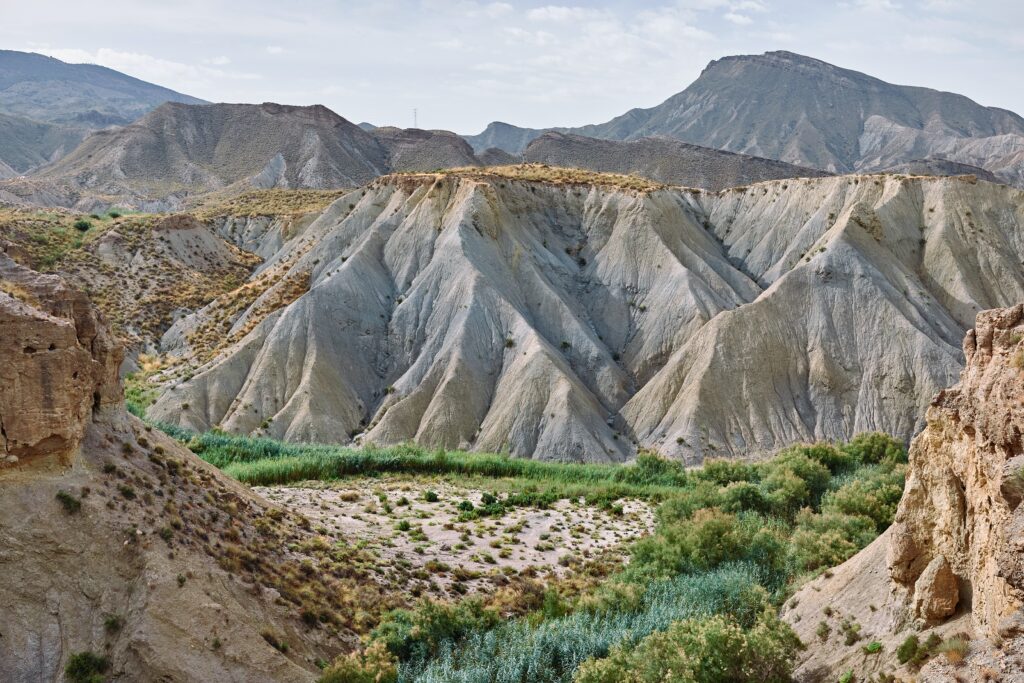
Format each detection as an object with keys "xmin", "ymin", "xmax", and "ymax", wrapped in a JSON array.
[
  {"xmin": 64, "ymin": 651, "xmax": 110, "ymax": 683},
  {"xmin": 56, "ymin": 490, "xmax": 82, "ymax": 514},
  {"xmin": 395, "ymin": 164, "xmax": 665, "ymax": 193},
  {"xmin": 158, "ymin": 422, "xmax": 905, "ymax": 683}
]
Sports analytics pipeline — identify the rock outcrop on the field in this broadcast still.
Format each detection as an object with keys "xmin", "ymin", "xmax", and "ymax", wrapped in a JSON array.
[
  {"xmin": 0, "ymin": 251, "xmax": 121, "ymax": 468},
  {"xmin": 887, "ymin": 305, "xmax": 1024, "ymax": 636},
  {"xmin": 784, "ymin": 305, "xmax": 1024, "ymax": 681},
  {"xmin": 0, "ymin": 261, "xmax": 361, "ymax": 682},
  {"xmin": 147, "ymin": 170, "xmax": 1024, "ymax": 461}
]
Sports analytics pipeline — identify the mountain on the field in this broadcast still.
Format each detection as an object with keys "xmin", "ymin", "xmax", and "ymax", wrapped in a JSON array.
[
  {"xmin": 11, "ymin": 102, "xmax": 391, "ymax": 210},
  {"xmin": 784, "ymin": 305, "xmax": 1024, "ymax": 681},
  {"xmin": 469, "ymin": 51, "xmax": 1024, "ymax": 186},
  {"xmin": 0, "ymin": 50, "xmax": 204, "ymax": 176},
  {"xmin": 464, "ymin": 121, "xmax": 554, "ymax": 155},
  {"xmin": 3, "ymin": 104, "xmax": 510, "ymax": 210},
  {"xmin": 522, "ymin": 132, "xmax": 831, "ymax": 190},
  {"xmin": 370, "ymin": 126, "xmax": 480, "ymax": 171},
  {"xmin": 0, "ymin": 49, "xmax": 204, "ymax": 126},
  {"xmin": 0, "ymin": 110, "xmax": 86, "ymax": 173},
  {"xmin": 146, "ymin": 168, "xmax": 1024, "ymax": 462}
]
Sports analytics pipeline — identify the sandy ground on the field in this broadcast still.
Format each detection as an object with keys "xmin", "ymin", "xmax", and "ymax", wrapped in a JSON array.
[{"xmin": 255, "ymin": 478, "xmax": 654, "ymax": 599}]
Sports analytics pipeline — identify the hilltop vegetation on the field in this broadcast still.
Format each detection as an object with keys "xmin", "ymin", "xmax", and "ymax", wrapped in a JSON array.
[
  {"xmin": 395, "ymin": 163, "xmax": 667, "ymax": 192},
  {"xmin": 194, "ymin": 188, "xmax": 350, "ymax": 219}
]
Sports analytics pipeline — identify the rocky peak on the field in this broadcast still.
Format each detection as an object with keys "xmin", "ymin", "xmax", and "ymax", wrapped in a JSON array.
[{"xmin": 0, "ymin": 248, "xmax": 122, "ymax": 469}]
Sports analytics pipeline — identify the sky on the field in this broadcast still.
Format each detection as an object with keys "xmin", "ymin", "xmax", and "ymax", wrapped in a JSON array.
[{"xmin": 4, "ymin": 0, "xmax": 1023, "ymax": 133}]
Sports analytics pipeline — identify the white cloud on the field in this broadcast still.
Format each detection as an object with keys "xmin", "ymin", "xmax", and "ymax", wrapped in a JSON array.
[
  {"xmin": 266, "ymin": 45, "xmax": 286, "ymax": 55},
  {"xmin": 732, "ymin": 0, "xmax": 767, "ymax": 11},
  {"xmin": 724, "ymin": 12, "xmax": 753, "ymax": 24},
  {"xmin": 527, "ymin": 6, "xmax": 602, "ymax": 22},
  {"xmin": 855, "ymin": 0, "xmax": 902, "ymax": 10},
  {"xmin": 205, "ymin": 55, "xmax": 231, "ymax": 66},
  {"xmin": 31, "ymin": 47, "xmax": 259, "ymax": 93}
]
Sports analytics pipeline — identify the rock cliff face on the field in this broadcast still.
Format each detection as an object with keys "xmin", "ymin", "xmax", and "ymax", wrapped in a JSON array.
[
  {"xmin": 0, "ymin": 251, "xmax": 121, "ymax": 469},
  {"xmin": 148, "ymin": 170, "xmax": 1024, "ymax": 462},
  {"xmin": 0, "ymin": 260, "xmax": 357, "ymax": 682},
  {"xmin": 784, "ymin": 306, "xmax": 1024, "ymax": 681},
  {"xmin": 887, "ymin": 305, "xmax": 1024, "ymax": 637}
]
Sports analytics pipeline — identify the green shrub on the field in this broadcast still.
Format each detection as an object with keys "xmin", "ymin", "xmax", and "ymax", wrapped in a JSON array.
[
  {"xmin": 56, "ymin": 490, "xmax": 82, "ymax": 514},
  {"xmin": 896, "ymin": 635, "xmax": 919, "ymax": 664},
  {"xmin": 103, "ymin": 613, "xmax": 124, "ymax": 634},
  {"xmin": 372, "ymin": 597, "xmax": 500, "ymax": 662},
  {"xmin": 630, "ymin": 509, "xmax": 787, "ymax": 581},
  {"xmin": 693, "ymin": 458, "xmax": 754, "ymax": 486},
  {"xmin": 318, "ymin": 641, "xmax": 397, "ymax": 683},
  {"xmin": 423, "ymin": 490, "xmax": 439, "ymax": 503},
  {"xmin": 863, "ymin": 640, "xmax": 882, "ymax": 654},
  {"xmin": 789, "ymin": 509, "xmax": 876, "ymax": 571},
  {"xmin": 73, "ymin": 219, "xmax": 92, "ymax": 232},
  {"xmin": 820, "ymin": 464, "xmax": 905, "ymax": 532},
  {"xmin": 65, "ymin": 651, "xmax": 110, "ymax": 683},
  {"xmin": 573, "ymin": 609, "xmax": 802, "ymax": 683},
  {"xmin": 841, "ymin": 432, "xmax": 907, "ymax": 465}
]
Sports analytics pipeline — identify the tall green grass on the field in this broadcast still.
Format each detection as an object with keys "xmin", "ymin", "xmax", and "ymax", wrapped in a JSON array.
[
  {"xmin": 403, "ymin": 563, "xmax": 770, "ymax": 683},
  {"xmin": 160, "ymin": 427, "xmax": 692, "ymax": 500}
]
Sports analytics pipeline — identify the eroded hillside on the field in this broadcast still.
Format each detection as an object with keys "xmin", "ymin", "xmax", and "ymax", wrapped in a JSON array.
[
  {"xmin": 144, "ymin": 168, "xmax": 1024, "ymax": 462},
  {"xmin": 0, "ymin": 254, "xmax": 373, "ymax": 682}
]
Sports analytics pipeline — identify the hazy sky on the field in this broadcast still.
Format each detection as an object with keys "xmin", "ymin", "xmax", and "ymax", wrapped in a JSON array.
[{"xmin": 5, "ymin": 1, "xmax": 1022, "ymax": 133}]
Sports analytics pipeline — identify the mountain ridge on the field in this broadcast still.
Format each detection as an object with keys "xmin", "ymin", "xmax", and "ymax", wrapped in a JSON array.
[{"xmin": 466, "ymin": 51, "xmax": 1024, "ymax": 186}]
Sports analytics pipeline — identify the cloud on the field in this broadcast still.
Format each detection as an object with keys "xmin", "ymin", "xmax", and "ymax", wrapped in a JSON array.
[
  {"xmin": 31, "ymin": 47, "xmax": 260, "ymax": 92},
  {"xmin": 205, "ymin": 55, "xmax": 231, "ymax": 66},
  {"xmin": 854, "ymin": 0, "xmax": 902, "ymax": 10},
  {"xmin": 527, "ymin": 5, "xmax": 601, "ymax": 22},
  {"xmin": 266, "ymin": 45, "xmax": 286, "ymax": 55},
  {"xmin": 723, "ymin": 11, "xmax": 753, "ymax": 24}
]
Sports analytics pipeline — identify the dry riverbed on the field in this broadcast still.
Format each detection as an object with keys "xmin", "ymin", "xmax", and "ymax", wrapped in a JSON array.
[{"xmin": 255, "ymin": 478, "xmax": 654, "ymax": 600}]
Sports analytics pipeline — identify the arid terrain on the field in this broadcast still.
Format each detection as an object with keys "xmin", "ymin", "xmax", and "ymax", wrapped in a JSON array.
[{"xmin": 2, "ymin": 32, "xmax": 1024, "ymax": 683}]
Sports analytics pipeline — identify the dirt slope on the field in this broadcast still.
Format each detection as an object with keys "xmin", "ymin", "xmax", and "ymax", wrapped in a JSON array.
[{"xmin": 0, "ymin": 254, "xmax": 362, "ymax": 682}]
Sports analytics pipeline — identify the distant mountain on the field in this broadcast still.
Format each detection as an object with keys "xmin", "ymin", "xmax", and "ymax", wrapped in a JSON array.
[
  {"xmin": 0, "ymin": 50, "xmax": 204, "ymax": 175},
  {"xmin": 0, "ymin": 111, "xmax": 85, "ymax": 173},
  {"xmin": 0, "ymin": 49, "xmax": 204, "ymax": 126},
  {"xmin": 371, "ymin": 127, "xmax": 479, "ymax": 171},
  {"xmin": 522, "ymin": 132, "xmax": 831, "ymax": 190},
  {"xmin": 464, "ymin": 121, "xmax": 554, "ymax": 155},
  {"xmin": 478, "ymin": 147, "xmax": 519, "ymax": 166},
  {"xmin": 14, "ymin": 102, "xmax": 388, "ymax": 209},
  {"xmin": 468, "ymin": 51, "xmax": 1024, "ymax": 186},
  {"xmin": 4, "ymin": 103, "xmax": 503, "ymax": 210}
]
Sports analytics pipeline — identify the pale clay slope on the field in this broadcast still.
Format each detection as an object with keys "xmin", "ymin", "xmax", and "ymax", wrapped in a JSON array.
[{"xmin": 149, "ymin": 173, "xmax": 1024, "ymax": 462}]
